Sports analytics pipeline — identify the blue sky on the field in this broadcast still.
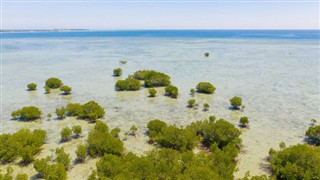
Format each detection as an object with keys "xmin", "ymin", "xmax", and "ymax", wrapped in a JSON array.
[{"xmin": 2, "ymin": 1, "xmax": 319, "ymax": 29}]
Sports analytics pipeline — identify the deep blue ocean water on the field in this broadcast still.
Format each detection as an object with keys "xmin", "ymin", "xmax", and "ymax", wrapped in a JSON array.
[{"xmin": 2, "ymin": 30, "xmax": 319, "ymax": 39}]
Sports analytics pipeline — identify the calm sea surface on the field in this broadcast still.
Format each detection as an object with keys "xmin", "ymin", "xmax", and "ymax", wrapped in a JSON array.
[{"xmin": 1, "ymin": 30, "xmax": 319, "ymax": 178}]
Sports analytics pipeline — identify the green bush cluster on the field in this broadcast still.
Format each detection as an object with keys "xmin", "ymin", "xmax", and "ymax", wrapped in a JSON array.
[
  {"xmin": 187, "ymin": 119, "xmax": 241, "ymax": 149},
  {"xmin": 115, "ymin": 77, "xmax": 141, "ymax": 91},
  {"xmin": 0, "ymin": 129, "xmax": 46, "ymax": 163},
  {"xmin": 60, "ymin": 126, "xmax": 82, "ymax": 142},
  {"xmin": 55, "ymin": 147, "xmax": 71, "ymax": 170},
  {"xmin": 187, "ymin": 99, "xmax": 196, "ymax": 107},
  {"xmin": 59, "ymin": 85, "xmax": 72, "ymax": 95},
  {"xmin": 57, "ymin": 101, "xmax": 105, "ymax": 122},
  {"xmin": 306, "ymin": 125, "xmax": 320, "ymax": 145},
  {"xmin": 45, "ymin": 77, "xmax": 63, "ymax": 89},
  {"xmin": 239, "ymin": 117, "xmax": 249, "ymax": 128},
  {"xmin": 76, "ymin": 144, "xmax": 87, "ymax": 162},
  {"xmin": 27, "ymin": 83, "xmax": 37, "ymax": 91},
  {"xmin": 196, "ymin": 82, "xmax": 216, "ymax": 94},
  {"xmin": 148, "ymin": 88, "xmax": 157, "ymax": 97},
  {"xmin": 165, "ymin": 85, "xmax": 178, "ymax": 98},
  {"xmin": 34, "ymin": 156, "xmax": 67, "ymax": 180},
  {"xmin": 270, "ymin": 144, "xmax": 320, "ymax": 179},
  {"xmin": 87, "ymin": 121, "xmax": 124, "ymax": 157},
  {"xmin": 11, "ymin": 106, "xmax": 42, "ymax": 121},
  {"xmin": 0, "ymin": 167, "xmax": 28, "ymax": 180},
  {"xmin": 113, "ymin": 68, "xmax": 122, "ymax": 76},
  {"xmin": 133, "ymin": 70, "xmax": 171, "ymax": 87},
  {"xmin": 230, "ymin": 96, "xmax": 242, "ymax": 109},
  {"xmin": 95, "ymin": 142, "xmax": 239, "ymax": 179}
]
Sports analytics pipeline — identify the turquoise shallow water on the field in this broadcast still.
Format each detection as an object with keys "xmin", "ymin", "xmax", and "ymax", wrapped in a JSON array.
[{"xmin": 1, "ymin": 35, "xmax": 319, "ymax": 178}]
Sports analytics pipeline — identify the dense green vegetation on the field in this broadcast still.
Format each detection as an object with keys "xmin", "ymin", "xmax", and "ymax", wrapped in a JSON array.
[
  {"xmin": 76, "ymin": 144, "xmax": 87, "ymax": 162},
  {"xmin": 187, "ymin": 99, "xmax": 196, "ymax": 107},
  {"xmin": 34, "ymin": 157, "xmax": 67, "ymax": 180},
  {"xmin": 165, "ymin": 85, "xmax": 178, "ymax": 98},
  {"xmin": 0, "ymin": 129, "xmax": 46, "ymax": 164},
  {"xmin": 45, "ymin": 86, "xmax": 51, "ymax": 94},
  {"xmin": 148, "ymin": 88, "xmax": 157, "ymax": 97},
  {"xmin": 56, "ymin": 107, "xmax": 66, "ymax": 119},
  {"xmin": 270, "ymin": 144, "xmax": 320, "ymax": 179},
  {"xmin": 190, "ymin": 88, "xmax": 195, "ymax": 96},
  {"xmin": 59, "ymin": 101, "xmax": 105, "ymax": 122},
  {"xmin": 60, "ymin": 127, "xmax": 72, "ymax": 142},
  {"xmin": 204, "ymin": 52, "xmax": 210, "ymax": 57},
  {"xmin": 94, "ymin": 118, "xmax": 241, "ymax": 179},
  {"xmin": 239, "ymin": 117, "xmax": 249, "ymax": 128},
  {"xmin": 203, "ymin": 103, "xmax": 210, "ymax": 111},
  {"xmin": 87, "ymin": 121, "xmax": 124, "ymax": 156},
  {"xmin": 72, "ymin": 125, "xmax": 82, "ymax": 138},
  {"xmin": 59, "ymin": 85, "xmax": 72, "ymax": 95},
  {"xmin": 78, "ymin": 101, "xmax": 105, "ymax": 121},
  {"xmin": 230, "ymin": 96, "xmax": 243, "ymax": 109},
  {"xmin": 55, "ymin": 147, "xmax": 71, "ymax": 170},
  {"xmin": 27, "ymin": 83, "xmax": 37, "ymax": 91},
  {"xmin": 305, "ymin": 125, "xmax": 320, "ymax": 145},
  {"xmin": 45, "ymin": 77, "xmax": 63, "ymax": 89},
  {"xmin": 115, "ymin": 77, "xmax": 141, "ymax": 91},
  {"xmin": 113, "ymin": 68, "xmax": 122, "ymax": 76},
  {"xmin": 11, "ymin": 106, "xmax": 42, "ymax": 121},
  {"xmin": 133, "ymin": 70, "xmax": 171, "ymax": 87},
  {"xmin": 196, "ymin": 82, "xmax": 216, "ymax": 94}
]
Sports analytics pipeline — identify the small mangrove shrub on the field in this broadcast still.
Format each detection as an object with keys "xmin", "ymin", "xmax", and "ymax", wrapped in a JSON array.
[
  {"xmin": 165, "ymin": 85, "xmax": 178, "ymax": 98},
  {"xmin": 196, "ymin": 82, "xmax": 216, "ymax": 94},
  {"xmin": 230, "ymin": 96, "xmax": 242, "ymax": 109},
  {"xmin": 27, "ymin": 83, "xmax": 37, "ymax": 91},
  {"xmin": 113, "ymin": 68, "xmax": 122, "ymax": 76},
  {"xmin": 45, "ymin": 77, "xmax": 63, "ymax": 89},
  {"xmin": 148, "ymin": 88, "xmax": 157, "ymax": 97}
]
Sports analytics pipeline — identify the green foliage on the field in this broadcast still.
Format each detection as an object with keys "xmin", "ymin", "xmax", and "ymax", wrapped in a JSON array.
[
  {"xmin": 230, "ymin": 96, "xmax": 242, "ymax": 109},
  {"xmin": 11, "ymin": 106, "xmax": 42, "ymax": 121},
  {"xmin": 34, "ymin": 156, "xmax": 67, "ymax": 180},
  {"xmin": 0, "ymin": 129, "xmax": 46, "ymax": 164},
  {"xmin": 196, "ymin": 82, "xmax": 216, "ymax": 94},
  {"xmin": 55, "ymin": 147, "xmax": 71, "ymax": 170},
  {"xmin": 203, "ymin": 103, "xmax": 210, "ymax": 111},
  {"xmin": 187, "ymin": 99, "xmax": 196, "ymax": 107},
  {"xmin": 147, "ymin": 119, "xmax": 167, "ymax": 139},
  {"xmin": 45, "ymin": 86, "xmax": 51, "ymax": 94},
  {"xmin": 0, "ymin": 167, "xmax": 13, "ymax": 180},
  {"xmin": 209, "ymin": 116, "xmax": 216, "ymax": 123},
  {"xmin": 239, "ymin": 116, "xmax": 249, "ymax": 127},
  {"xmin": 15, "ymin": 173, "xmax": 28, "ymax": 180},
  {"xmin": 133, "ymin": 70, "xmax": 171, "ymax": 87},
  {"xmin": 130, "ymin": 125, "xmax": 138, "ymax": 136},
  {"xmin": 202, "ymin": 119, "xmax": 241, "ymax": 149},
  {"xmin": 60, "ymin": 127, "xmax": 72, "ymax": 142},
  {"xmin": 311, "ymin": 119, "xmax": 317, "ymax": 126},
  {"xmin": 115, "ymin": 77, "xmax": 141, "ymax": 91},
  {"xmin": 59, "ymin": 85, "xmax": 72, "ymax": 94},
  {"xmin": 110, "ymin": 127, "xmax": 121, "ymax": 138},
  {"xmin": 165, "ymin": 85, "xmax": 178, "ymax": 98},
  {"xmin": 78, "ymin": 101, "xmax": 105, "ymax": 122},
  {"xmin": 270, "ymin": 144, "xmax": 320, "ymax": 179},
  {"xmin": 55, "ymin": 107, "xmax": 66, "ymax": 119},
  {"xmin": 44, "ymin": 163, "xmax": 67, "ymax": 180},
  {"xmin": 190, "ymin": 88, "xmax": 195, "ymax": 96},
  {"xmin": 27, "ymin": 83, "xmax": 37, "ymax": 91},
  {"xmin": 45, "ymin": 77, "xmax": 63, "ymax": 89},
  {"xmin": 87, "ymin": 121, "xmax": 124, "ymax": 157},
  {"xmin": 72, "ymin": 125, "xmax": 82, "ymax": 138},
  {"xmin": 33, "ymin": 157, "xmax": 50, "ymax": 178},
  {"xmin": 96, "ymin": 147, "xmax": 237, "ymax": 180},
  {"xmin": 65, "ymin": 103, "xmax": 82, "ymax": 116},
  {"xmin": 204, "ymin": 52, "xmax": 210, "ymax": 57},
  {"xmin": 306, "ymin": 125, "xmax": 320, "ymax": 145},
  {"xmin": 113, "ymin": 68, "xmax": 122, "ymax": 76},
  {"xmin": 76, "ymin": 144, "xmax": 87, "ymax": 162},
  {"xmin": 47, "ymin": 113, "xmax": 52, "ymax": 119},
  {"xmin": 148, "ymin": 88, "xmax": 157, "ymax": 97}
]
